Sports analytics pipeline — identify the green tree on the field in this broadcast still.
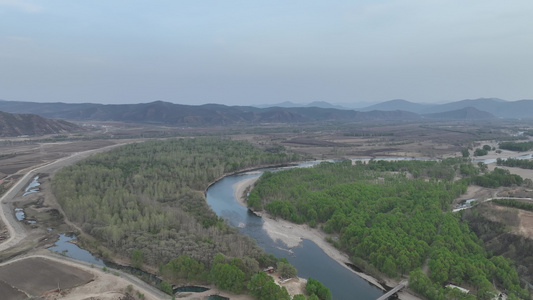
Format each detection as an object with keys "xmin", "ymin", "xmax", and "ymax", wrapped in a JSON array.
[
  {"xmin": 306, "ymin": 278, "xmax": 332, "ymax": 300},
  {"xmin": 277, "ymin": 261, "xmax": 297, "ymax": 278},
  {"xmin": 131, "ymin": 249, "xmax": 143, "ymax": 268},
  {"xmin": 248, "ymin": 272, "xmax": 290, "ymax": 300},
  {"xmin": 159, "ymin": 281, "xmax": 173, "ymax": 295},
  {"xmin": 210, "ymin": 262, "xmax": 245, "ymax": 293}
]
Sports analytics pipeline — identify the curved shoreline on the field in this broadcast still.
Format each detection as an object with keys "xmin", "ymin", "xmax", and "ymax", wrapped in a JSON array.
[{"xmin": 233, "ymin": 175, "xmax": 422, "ymax": 300}]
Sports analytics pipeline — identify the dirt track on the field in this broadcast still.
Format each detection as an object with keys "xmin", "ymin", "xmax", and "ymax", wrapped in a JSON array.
[
  {"xmin": 0, "ymin": 141, "xmax": 173, "ymax": 300},
  {"xmin": 0, "ymin": 143, "xmax": 127, "ymax": 252}
]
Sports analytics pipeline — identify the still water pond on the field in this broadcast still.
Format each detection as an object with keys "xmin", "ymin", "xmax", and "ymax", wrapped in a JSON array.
[{"xmin": 48, "ymin": 233, "xmax": 106, "ymax": 266}]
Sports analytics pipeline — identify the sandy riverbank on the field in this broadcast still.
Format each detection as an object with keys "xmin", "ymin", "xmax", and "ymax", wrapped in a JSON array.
[{"xmin": 233, "ymin": 176, "xmax": 421, "ymax": 300}]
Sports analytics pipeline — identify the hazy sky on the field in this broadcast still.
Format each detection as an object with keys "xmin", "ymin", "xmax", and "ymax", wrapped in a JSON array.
[{"xmin": 1, "ymin": 1, "xmax": 532, "ymax": 106}]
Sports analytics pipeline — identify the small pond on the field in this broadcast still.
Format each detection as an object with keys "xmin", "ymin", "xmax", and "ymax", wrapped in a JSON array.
[
  {"xmin": 23, "ymin": 175, "xmax": 40, "ymax": 196},
  {"xmin": 14, "ymin": 208, "xmax": 25, "ymax": 221},
  {"xmin": 48, "ymin": 233, "xmax": 106, "ymax": 266},
  {"xmin": 14, "ymin": 208, "xmax": 36, "ymax": 223}
]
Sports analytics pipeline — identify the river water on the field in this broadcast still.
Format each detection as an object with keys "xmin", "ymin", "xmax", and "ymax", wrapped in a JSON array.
[{"xmin": 206, "ymin": 170, "xmax": 385, "ymax": 300}]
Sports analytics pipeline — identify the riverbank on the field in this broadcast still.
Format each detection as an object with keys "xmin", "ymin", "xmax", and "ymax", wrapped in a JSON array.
[{"xmin": 233, "ymin": 176, "xmax": 421, "ymax": 300}]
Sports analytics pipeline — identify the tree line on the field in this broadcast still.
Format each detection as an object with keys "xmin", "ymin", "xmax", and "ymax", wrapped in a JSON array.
[
  {"xmin": 499, "ymin": 141, "xmax": 533, "ymax": 152},
  {"xmin": 492, "ymin": 199, "xmax": 533, "ymax": 212},
  {"xmin": 158, "ymin": 253, "xmax": 329, "ymax": 299},
  {"xmin": 497, "ymin": 157, "xmax": 533, "ymax": 170},
  {"xmin": 470, "ymin": 167, "xmax": 523, "ymax": 188}
]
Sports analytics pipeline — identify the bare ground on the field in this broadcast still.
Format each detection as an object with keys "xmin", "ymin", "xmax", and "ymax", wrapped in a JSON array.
[
  {"xmin": 517, "ymin": 210, "xmax": 533, "ymax": 239},
  {"xmin": 0, "ymin": 256, "xmax": 94, "ymax": 297}
]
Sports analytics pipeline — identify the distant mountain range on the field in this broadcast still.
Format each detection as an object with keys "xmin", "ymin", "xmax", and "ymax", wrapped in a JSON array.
[
  {"xmin": 0, "ymin": 97, "xmax": 530, "ymax": 127},
  {"xmin": 0, "ymin": 100, "xmax": 421, "ymax": 125},
  {"xmin": 0, "ymin": 110, "xmax": 80, "ymax": 137},
  {"xmin": 257, "ymin": 98, "xmax": 533, "ymax": 119},
  {"xmin": 255, "ymin": 101, "xmax": 347, "ymax": 110},
  {"xmin": 357, "ymin": 98, "xmax": 533, "ymax": 119},
  {"xmin": 358, "ymin": 99, "xmax": 434, "ymax": 114}
]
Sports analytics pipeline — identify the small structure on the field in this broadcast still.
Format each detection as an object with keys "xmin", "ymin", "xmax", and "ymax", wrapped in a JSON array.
[
  {"xmin": 279, "ymin": 278, "xmax": 292, "ymax": 284},
  {"xmin": 445, "ymin": 284, "xmax": 470, "ymax": 294},
  {"xmin": 376, "ymin": 280, "xmax": 407, "ymax": 300},
  {"xmin": 263, "ymin": 266, "xmax": 274, "ymax": 273}
]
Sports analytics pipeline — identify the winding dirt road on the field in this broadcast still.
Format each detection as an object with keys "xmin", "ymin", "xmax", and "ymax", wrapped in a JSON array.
[
  {"xmin": 0, "ymin": 142, "xmax": 172, "ymax": 299},
  {"xmin": 0, "ymin": 144, "xmax": 125, "ymax": 251}
]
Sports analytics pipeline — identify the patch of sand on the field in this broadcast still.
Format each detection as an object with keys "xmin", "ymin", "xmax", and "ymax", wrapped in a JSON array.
[{"xmin": 233, "ymin": 176, "xmax": 419, "ymax": 298}]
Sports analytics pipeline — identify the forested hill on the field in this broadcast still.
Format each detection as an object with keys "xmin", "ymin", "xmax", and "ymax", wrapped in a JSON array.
[
  {"xmin": 0, "ymin": 110, "xmax": 80, "ymax": 137},
  {"xmin": 0, "ymin": 99, "xmax": 422, "ymax": 125},
  {"xmin": 248, "ymin": 160, "xmax": 529, "ymax": 299},
  {"xmin": 422, "ymin": 107, "xmax": 496, "ymax": 120}
]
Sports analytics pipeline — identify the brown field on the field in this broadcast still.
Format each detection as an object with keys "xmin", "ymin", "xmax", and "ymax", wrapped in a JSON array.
[
  {"xmin": 0, "ymin": 140, "xmax": 116, "ymax": 176},
  {"xmin": 0, "ymin": 280, "xmax": 26, "ymax": 300},
  {"xmin": 0, "ymin": 257, "xmax": 93, "ymax": 297}
]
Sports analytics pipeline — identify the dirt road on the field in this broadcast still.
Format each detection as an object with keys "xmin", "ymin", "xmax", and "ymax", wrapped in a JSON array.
[
  {"xmin": 0, "ymin": 142, "xmax": 174, "ymax": 299},
  {"xmin": 0, "ymin": 143, "xmax": 126, "ymax": 251}
]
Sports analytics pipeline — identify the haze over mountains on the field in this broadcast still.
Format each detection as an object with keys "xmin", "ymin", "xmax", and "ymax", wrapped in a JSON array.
[
  {"xmin": 0, "ymin": 97, "xmax": 531, "ymax": 128},
  {"xmin": 262, "ymin": 98, "xmax": 533, "ymax": 119}
]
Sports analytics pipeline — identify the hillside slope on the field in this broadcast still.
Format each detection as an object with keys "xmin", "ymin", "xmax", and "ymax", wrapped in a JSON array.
[
  {"xmin": 0, "ymin": 100, "xmax": 421, "ymax": 125},
  {"xmin": 0, "ymin": 111, "xmax": 80, "ymax": 137},
  {"xmin": 423, "ymin": 107, "xmax": 496, "ymax": 120}
]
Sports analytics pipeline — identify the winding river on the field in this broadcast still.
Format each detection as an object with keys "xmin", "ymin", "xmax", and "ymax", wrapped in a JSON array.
[
  {"xmin": 206, "ymin": 167, "xmax": 385, "ymax": 300},
  {"xmin": 205, "ymin": 155, "xmax": 517, "ymax": 299}
]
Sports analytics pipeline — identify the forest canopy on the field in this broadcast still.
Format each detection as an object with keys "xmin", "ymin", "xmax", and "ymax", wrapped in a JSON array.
[
  {"xmin": 248, "ymin": 160, "xmax": 529, "ymax": 299},
  {"xmin": 52, "ymin": 138, "xmax": 299, "ymax": 267}
]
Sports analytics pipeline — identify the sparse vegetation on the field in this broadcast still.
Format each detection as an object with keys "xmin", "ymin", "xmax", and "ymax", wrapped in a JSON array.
[{"xmin": 492, "ymin": 199, "xmax": 533, "ymax": 212}]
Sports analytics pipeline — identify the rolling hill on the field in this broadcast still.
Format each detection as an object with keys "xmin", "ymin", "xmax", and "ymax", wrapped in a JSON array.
[
  {"xmin": 0, "ymin": 110, "xmax": 80, "ymax": 137},
  {"xmin": 0, "ymin": 100, "xmax": 421, "ymax": 125},
  {"xmin": 1, "ymin": 97, "xmax": 530, "ymax": 126},
  {"xmin": 359, "ymin": 99, "xmax": 434, "ymax": 114},
  {"xmin": 422, "ymin": 107, "xmax": 496, "ymax": 120}
]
